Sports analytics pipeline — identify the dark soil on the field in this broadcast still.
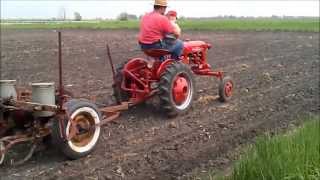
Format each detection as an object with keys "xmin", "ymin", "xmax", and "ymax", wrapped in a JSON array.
[{"xmin": 0, "ymin": 29, "xmax": 319, "ymax": 180}]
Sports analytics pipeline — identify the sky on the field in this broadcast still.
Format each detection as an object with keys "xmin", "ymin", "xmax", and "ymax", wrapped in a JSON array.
[{"xmin": 1, "ymin": 0, "xmax": 319, "ymax": 19}]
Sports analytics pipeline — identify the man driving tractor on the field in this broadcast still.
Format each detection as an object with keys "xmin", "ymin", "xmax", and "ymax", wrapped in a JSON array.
[{"xmin": 138, "ymin": 0, "xmax": 183, "ymax": 60}]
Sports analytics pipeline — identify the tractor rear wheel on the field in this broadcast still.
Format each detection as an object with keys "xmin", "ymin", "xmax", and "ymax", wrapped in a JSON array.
[
  {"xmin": 218, "ymin": 76, "xmax": 234, "ymax": 102},
  {"xmin": 112, "ymin": 61, "xmax": 130, "ymax": 104},
  {"xmin": 158, "ymin": 62, "xmax": 195, "ymax": 117},
  {"xmin": 51, "ymin": 99, "xmax": 101, "ymax": 159}
]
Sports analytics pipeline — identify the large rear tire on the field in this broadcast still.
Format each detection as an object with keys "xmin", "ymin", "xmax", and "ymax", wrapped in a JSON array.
[
  {"xmin": 51, "ymin": 99, "xmax": 101, "ymax": 159},
  {"xmin": 158, "ymin": 62, "xmax": 195, "ymax": 117}
]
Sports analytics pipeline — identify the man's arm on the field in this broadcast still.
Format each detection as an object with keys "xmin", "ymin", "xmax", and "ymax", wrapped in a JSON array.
[
  {"xmin": 161, "ymin": 16, "xmax": 180, "ymax": 37},
  {"xmin": 172, "ymin": 22, "xmax": 181, "ymax": 38}
]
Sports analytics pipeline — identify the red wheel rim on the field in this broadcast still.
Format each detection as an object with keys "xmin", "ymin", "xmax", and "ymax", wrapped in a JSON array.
[
  {"xmin": 172, "ymin": 75, "xmax": 189, "ymax": 105},
  {"xmin": 224, "ymin": 81, "xmax": 233, "ymax": 97}
]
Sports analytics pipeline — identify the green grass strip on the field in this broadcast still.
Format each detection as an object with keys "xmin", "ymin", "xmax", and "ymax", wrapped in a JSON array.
[
  {"xmin": 1, "ymin": 19, "xmax": 319, "ymax": 32},
  {"xmin": 224, "ymin": 116, "xmax": 320, "ymax": 180}
]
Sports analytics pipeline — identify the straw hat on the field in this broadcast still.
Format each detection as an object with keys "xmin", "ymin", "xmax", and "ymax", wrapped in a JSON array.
[{"xmin": 154, "ymin": 0, "xmax": 167, "ymax": 7}]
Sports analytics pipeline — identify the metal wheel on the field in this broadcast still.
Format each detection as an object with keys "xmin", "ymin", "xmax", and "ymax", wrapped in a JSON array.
[
  {"xmin": 172, "ymin": 73, "xmax": 193, "ymax": 110},
  {"xmin": 218, "ymin": 76, "xmax": 234, "ymax": 102},
  {"xmin": 66, "ymin": 107, "xmax": 100, "ymax": 153},
  {"xmin": 51, "ymin": 99, "xmax": 101, "ymax": 159}
]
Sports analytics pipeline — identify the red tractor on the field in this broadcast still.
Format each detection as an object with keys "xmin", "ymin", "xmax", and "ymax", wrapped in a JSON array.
[
  {"xmin": 111, "ymin": 40, "xmax": 234, "ymax": 116},
  {"xmin": 0, "ymin": 33, "xmax": 233, "ymax": 165}
]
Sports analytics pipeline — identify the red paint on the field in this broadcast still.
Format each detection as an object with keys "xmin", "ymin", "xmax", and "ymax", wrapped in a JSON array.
[
  {"xmin": 115, "ymin": 40, "xmax": 224, "ymax": 104},
  {"xmin": 172, "ymin": 76, "xmax": 189, "ymax": 104},
  {"xmin": 224, "ymin": 81, "xmax": 233, "ymax": 97},
  {"xmin": 139, "ymin": 11, "xmax": 174, "ymax": 44}
]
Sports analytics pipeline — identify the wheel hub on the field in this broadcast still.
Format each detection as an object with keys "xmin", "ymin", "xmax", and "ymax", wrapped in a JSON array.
[
  {"xmin": 173, "ymin": 76, "xmax": 189, "ymax": 105},
  {"xmin": 224, "ymin": 81, "xmax": 233, "ymax": 97},
  {"xmin": 70, "ymin": 113, "xmax": 95, "ymax": 147}
]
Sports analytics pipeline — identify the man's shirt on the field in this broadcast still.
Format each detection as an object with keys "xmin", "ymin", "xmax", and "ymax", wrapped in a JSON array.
[{"xmin": 139, "ymin": 11, "xmax": 174, "ymax": 44}]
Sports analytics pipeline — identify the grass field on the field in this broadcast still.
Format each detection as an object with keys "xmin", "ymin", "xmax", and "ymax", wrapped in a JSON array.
[
  {"xmin": 1, "ymin": 18, "xmax": 319, "ymax": 32},
  {"xmin": 211, "ymin": 116, "xmax": 320, "ymax": 180}
]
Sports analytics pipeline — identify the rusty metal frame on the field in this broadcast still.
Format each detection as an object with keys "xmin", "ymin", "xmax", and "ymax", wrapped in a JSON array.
[
  {"xmin": 58, "ymin": 31, "xmax": 64, "ymax": 111},
  {"xmin": 10, "ymin": 100, "xmax": 58, "ymax": 112},
  {"xmin": 106, "ymin": 44, "xmax": 116, "ymax": 81},
  {"xmin": 0, "ymin": 127, "xmax": 50, "ymax": 165}
]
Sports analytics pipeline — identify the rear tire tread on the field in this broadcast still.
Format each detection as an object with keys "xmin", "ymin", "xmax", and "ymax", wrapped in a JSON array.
[{"xmin": 158, "ymin": 62, "xmax": 195, "ymax": 117}]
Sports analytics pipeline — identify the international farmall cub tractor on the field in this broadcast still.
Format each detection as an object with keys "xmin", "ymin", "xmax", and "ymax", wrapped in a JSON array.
[{"xmin": 0, "ymin": 32, "xmax": 233, "ymax": 165}]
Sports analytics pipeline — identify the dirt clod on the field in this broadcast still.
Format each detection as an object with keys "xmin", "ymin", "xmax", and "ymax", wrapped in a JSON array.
[
  {"xmin": 197, "ymin": 95, "xmax": 217, "ymax": 105},
  {"xmin": 262, "ymin": 72, "xmax": 272, "ymax": 81},
  {"xmin": 168, "ymin": 122, "xmax": 178, "ymax": 128}
]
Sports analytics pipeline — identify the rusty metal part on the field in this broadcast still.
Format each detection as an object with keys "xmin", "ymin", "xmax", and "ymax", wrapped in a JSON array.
[
  {"xmin": 106, "ymin": 44, "xmax": 116, "ymax": 81},
  {"xmin": 58, "ymin": 31, "xmax": 64, "ymax": 110},
  {"xmin": 0, "ymin": 135, "xmax": 34, "ymax": 165},
  {"xmin": 99, "ymin": 112, "xmax": 121, "ymax": 127},
  {"xmin": 0, "ymin": 121, "xmax": 8, "ymax": 137},
  {"xmin": 10, "ymin": 143, "xmax": 37, "ymax": 166},
  {"xmin": 67, "ymin": 102, "xmax": 129, "ymax": 140},
  {"xmin": 99, "ymin": 102, "xmax": 130, "ymax": 113},
  {"xmin": 0, "ymin": 128, "xmax": 50, "ymax": 166},
  {"xmin": 10, "ymin": 100, "xmax": 58, "ymax": 112},
  {"xmin": 99, "ymin": 102, "xmax": 129, "ymax": 124},
  {"xmin": 55, "ymin": 111, "xmax": 68, "ymax": 140},
  {"xmin": 68, "ymin": 112, "xmax": 96, "ymax": 146},
  {"xmin": 16, "ymin": 88, "xmax": 32, "ymax": 102}
]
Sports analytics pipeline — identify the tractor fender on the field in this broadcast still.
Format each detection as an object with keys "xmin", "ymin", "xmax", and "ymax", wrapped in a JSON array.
[
  {"xmin": 156, "ymin": 59, "xmax": 175, "ymax": 78},
  {"xmin": 123, "ymin": 58, "xmax": 148, "ymax": 71}
]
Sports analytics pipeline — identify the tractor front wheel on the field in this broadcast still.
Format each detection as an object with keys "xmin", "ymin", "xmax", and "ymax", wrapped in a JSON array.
[
  {"xmin": 218, "ymin": 76, "xmax": 234, "ymax": 102},
  {"xmin": 51, "ymin": 99, "xmax": 101, "ymax": 159},
  {"xmin": 158, "ymin": 62, "xmax": 195, "ymax": 117}
]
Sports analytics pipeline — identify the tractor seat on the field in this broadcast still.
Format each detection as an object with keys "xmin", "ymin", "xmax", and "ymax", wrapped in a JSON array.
[{"xmin": 143, "ymin": 49, "xmax": 171, "ymax": 58}]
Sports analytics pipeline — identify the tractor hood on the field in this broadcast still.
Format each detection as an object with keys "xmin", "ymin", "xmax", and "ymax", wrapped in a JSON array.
[{"xmin": 183, "ymin": 41, "xmax": 212, "ymax": 54}]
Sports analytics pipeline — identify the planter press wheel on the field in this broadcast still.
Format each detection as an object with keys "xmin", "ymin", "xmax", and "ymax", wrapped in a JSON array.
[
  {"xmin": 159, "ymin": 62, "xmax": 195, "ymax": 116},
  {"xmin": 218, "ymin": 76, "xmax": 234, "ymax": 102},
  {"xmin": 51, "ymin": 99, "xmax": 101, "ymax": 159}
]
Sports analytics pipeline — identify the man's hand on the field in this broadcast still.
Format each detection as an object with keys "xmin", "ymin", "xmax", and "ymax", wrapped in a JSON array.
[
  {"xmin": 165, "ymin": 33, "xmax": 177, "ymax": 40},
  {"xmin": 172, "ymin": 23, "xmax": 181, "ymax": 38}
]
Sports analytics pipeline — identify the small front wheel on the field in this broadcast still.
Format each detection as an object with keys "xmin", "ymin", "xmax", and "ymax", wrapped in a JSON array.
[
  {"xmin": 51, "ymin": 99, "xmax": 101, "ymax": 159},
  {"xmin": 218, "ymin": 76, "xmax": 234, "ymax": 102}
]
